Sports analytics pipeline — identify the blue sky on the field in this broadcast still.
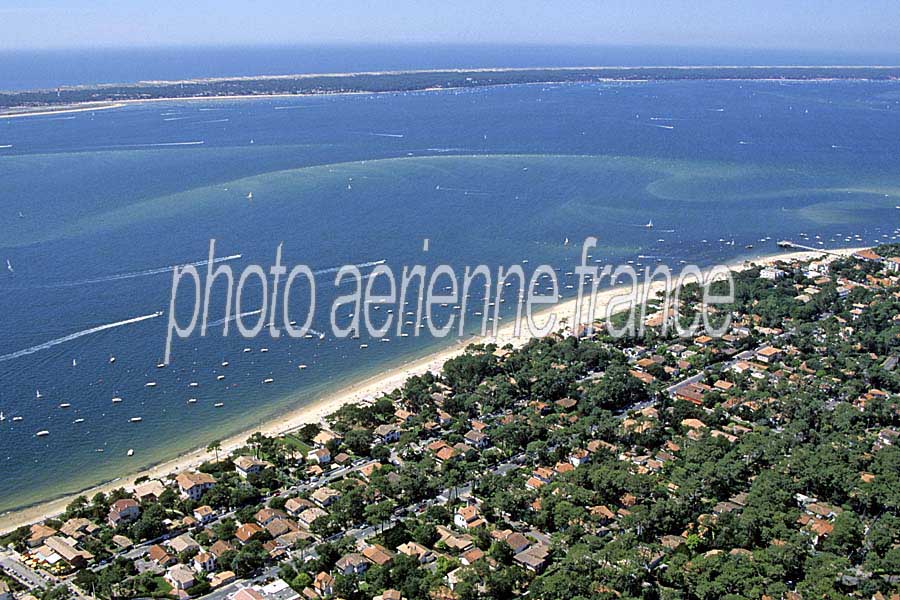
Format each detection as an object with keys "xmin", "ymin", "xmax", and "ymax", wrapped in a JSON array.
[{"xmin": 2, "ymin": 0, "xmax": 899, "ymax": 52}]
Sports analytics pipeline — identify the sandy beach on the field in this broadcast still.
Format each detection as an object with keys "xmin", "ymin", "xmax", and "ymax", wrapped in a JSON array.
[
  {"xmin": 0, "ymin": 102, "xmax": 126, "ymax": 119},
  {"xmin": 0, "ymin": 246, "xmax": 861, "ymax": 534}
]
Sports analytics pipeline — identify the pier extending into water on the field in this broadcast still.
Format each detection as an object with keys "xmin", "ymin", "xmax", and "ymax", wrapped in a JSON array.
[{"xmin": 776, "ymin": 240, "xmax": 849, "ymax": 258}]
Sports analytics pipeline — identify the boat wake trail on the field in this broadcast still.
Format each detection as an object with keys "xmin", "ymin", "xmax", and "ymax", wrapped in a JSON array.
[
  {"xmin": 313, "ymin": 259, "xmax": 386, "ymax": 277},
  {"xmin": 70, "ymin": 141, "xmax": 205, "ymax": 152},
  {"xmin": 208, "ymin": 309, "xmax": 263, "ymax": 328},
  {"xmin": 43, "ymin": 254, "xmax": 243, "ymax": 289},
  {"xmin": 0, "ymin": 312, "xmax": 163, "ymax": 363}
]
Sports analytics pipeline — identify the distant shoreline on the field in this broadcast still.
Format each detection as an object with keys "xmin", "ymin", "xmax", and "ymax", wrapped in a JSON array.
[
  {"xmin": 2, "ymin": 64, "xmax": 899, "ymax": 118},
  {"xmin": 0, "ymin": 102, "xmax": 126, "ymax": 119},
  {"xmin": 0, "ymin": 246, "xmax": 862, "ymax": 535}
]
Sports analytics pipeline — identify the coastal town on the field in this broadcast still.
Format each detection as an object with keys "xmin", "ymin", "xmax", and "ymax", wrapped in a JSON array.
[{"xmin": 2, "ymin": 247, "xmax": 899, "ymax": 600}]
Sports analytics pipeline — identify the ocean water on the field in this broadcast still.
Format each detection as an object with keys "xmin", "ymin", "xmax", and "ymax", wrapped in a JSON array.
[{"xmin": 1, "ymin": 79, "xmax": 900, "ymax": 513}]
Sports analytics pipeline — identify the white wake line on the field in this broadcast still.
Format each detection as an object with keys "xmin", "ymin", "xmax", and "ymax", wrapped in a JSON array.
[
  {"xmin": 206, "ymin": 310, "xmax": 326, "ymax": 338},
  {"xmin": 208, "ymin": 309, "xmax": 262, "ymax": 327},
  {"xmin": 312, "ymin": 259, "xmax": 386, "ymax": 276},
  {"xmin": 42, "ymin": 254, "xmax": 242, "ymax": 289},
  {"xmin": 78, "ymin": 141, "xmax": 205, "ymax": 151},
  {"xmin": 0, "ymin": 312, "xmax": 163, "ymax": 363}
]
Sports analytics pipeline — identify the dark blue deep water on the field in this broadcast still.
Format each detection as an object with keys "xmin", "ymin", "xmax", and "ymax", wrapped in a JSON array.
[{"xmin": 1, "ymin": 78, "xmax": 900, "ymax": 512}]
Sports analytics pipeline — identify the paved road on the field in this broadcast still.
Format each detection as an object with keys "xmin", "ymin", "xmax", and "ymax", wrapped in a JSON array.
[
  {"xmin": 195, "ymin": 457, "xmax": 523, "ymax": 600},
  {"xmin": 0, "ymin": 550, "xmax": 55, "ymax": 589}
]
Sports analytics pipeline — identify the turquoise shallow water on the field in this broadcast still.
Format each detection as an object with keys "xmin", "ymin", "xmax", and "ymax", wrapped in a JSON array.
[{"xmin": 1, "ymin": 80, "xmax": 900, "ymax": 513}]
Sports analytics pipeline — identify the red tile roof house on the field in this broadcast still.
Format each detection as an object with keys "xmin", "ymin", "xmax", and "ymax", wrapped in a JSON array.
[
  {"xmin": 175, "ymin": 471, "xmax": 216, "ymax": 501},
  {"xmin": 362, "ymin": 543, "xmax": 394, "ymax": 567},
  {"xmin": 167, "ymin": 533, "xmax": 200, "ymax": 555},
  {"xmin": 107, "ymin": 498, "xmax": 141, "ymax": 527},
  {"xmin": 311, "ymin": 486, "xmax": 342, "ymax": 508},
  {"xmin": 192, "ymin": 551, "xmax": 215, "ymax": 573},
  {"xmin": 233, "ymin": 455, "xmax": 272, "ymax": 478},
  {"xmin": 674, "ymin": 382, "xmax": 711, "ymax": 406},
  {"xmin": 335, "ymin": 552, "xmax": 369, "ymax": 576},
  {"xmin": 148, "ymin": 544, "xmax": 176, "ymax": 567},
  {"xmin": 165, "ymin": 564, "xmax": 195, "ymax": 591},
  {"xmin": 397, "ymin": 541, "xmax": 435, "ymax": 564},
  {"xmin": 374, "ymin": 423, "xmax": 402, "ymax": 443},
  {"xmin": 235, "ymin": 522, "xmax": 264, "ymax": 545},
  {"xmin": 463, "ymin": 429, "xmax": 490, "ymax": 449},
  {"xmin": 27, "ymin": 524, "xmax": 57, "ymax": 548},
  {"xmin": 853, "ymin": 248, "xmax": 883, "ymax": 263},
  {"xmin": 454, "ymin": 505, "xmax": 486, "ymax": 530},
  {"xmin": 254, "ymin": 507, "xmax": 288, "ymax": 526},
  {"xmin": 514, "ymin": 544, "xmax": 551, "ymax": 573},
  {"xmin": 313, "ymin": 572, "xmax": 335, "ymax": 597},
  {"xmin": 504, "ymin": 532, "xmax": 531, "ymax": 554},
  {"xmin": 208, "ymin": 540, "xmax": 234, "ymax": 560},
  {"xmin": 297, "ymin": 507, "xmax": 328, "ymax": 529},
  {"xmin": 232, "ymin": 589, "xmax": 265, "ymax": 600},
  {"xmin": 285, "ymin": 496, "xmax": 315, "ymax": 517},
  {"xmin": 887, "ymin": 256, "xmax": 900, "ymax": 273},
  {"xmin": 755, "ymin": 346, "xmax": 783, "ymax": 364},
  {"xmin": 569, "ymin": 449, "xmax": 590, "ymax": 467},
  {"xmin": 193, "ymin": 505, "xmax": 215, "ymax": 524},
  {"xmin": 307, "ymin": 447, "xmax": 332, "ymax": 465}
]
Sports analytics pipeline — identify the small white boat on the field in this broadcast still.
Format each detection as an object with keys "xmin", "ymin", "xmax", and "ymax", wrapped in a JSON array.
[
  {"xmin": 12, "ymin": 416, "xmax": 22, "ymax": 422},
  {"xmin": 0, "ymin": 412, "xmax": 4, "ymax": 422},
  {"xmin": 247, "ymin": 192, "xmax": 254, "ymax": 201},
  {"xmin": 263, "ymin": 378, "xmax": 274, "ymax": 384},
  {"xmin": 72, "ymin": 359, "xmax": 77, "ymax": 367},
  {"xmin": 36, "ymin": 430, "xmax": 50, "ymax": 437},
  {"xmin": 260, "ymin": 348, "xmax": 269, "ymax": 353},
  {"xmin": 214, "ymin": 402, "xmax": 224, "ymax": 408},
  {"xmin": 36, "ymin": 389, "xmax": 42, "ymax": 399},
  {"xmin": 221, "ymin": 361, "xmax": 229, "ymax": 367},
  {"xmin": 298, "ymin": 364, "xmax": 307, "ymax": 370},
  {"xmin": 73, "ymin": 418, "xmax": 84, "ymax": 424},
  {"xmin": 59, "ymin": 403, "xmax": 71, "ymax": 408},
  {"xmin": 130, "ymin": 417, "xmax": 143, "ymax": 423},
  {"xmin": 112, "ymin": 397, "xmax": 123, "ymax": 403},
  {"xmin": 645, "ymin": 220, "xmax": 653, "ymax": 229},
  {"xmin": 156, "ymin": 363, "xmax": 166, "ymax": 369},
  {"xmin": 243, "ymin": 348, "xmax": 252, "ymax": 353},
  {"xmin": 217, "ymin": 375, "xmax": 225, "ymax": 381},
  {"xmin": 145, "ymin": 382, "xmax": 157, "ymax": 388},
  {"xmin": 189, "ymin": 382, "xmax": 199, "ymax": 388},
  {"xmin": 109, "ymin": 356, "xmax": 116, "ymax": 364},
  {"xmin": 5, "ymin": 259, "xmax": 13, "ymax": 273},
  {"xmin": 95, "ymin": 448, "xmax": 104, "ymax": 453},
  {"xmin": 187, "ymin": 398, "xmax": 197, "ymax": 404},
  {"xmin": 127, "ymin": 449, "xmax": 134, "ymax": 457},
  {"xmin": 359, "ymin": 344, "xmax": 368, "ymax": 349}
]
